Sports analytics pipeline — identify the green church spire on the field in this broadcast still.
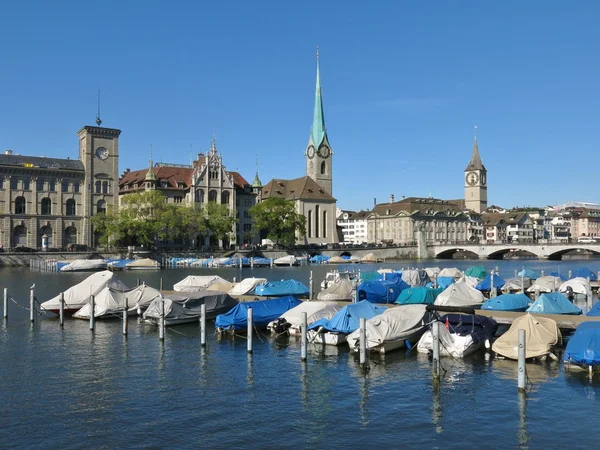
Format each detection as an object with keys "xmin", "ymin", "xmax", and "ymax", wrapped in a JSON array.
[
  {"xmin": 252, "ymin": 156, "xmax": 262, "ymax": 188},
  {"xmin": 310, "ymin": 46, "xmax": 326, "ymax": 147}
]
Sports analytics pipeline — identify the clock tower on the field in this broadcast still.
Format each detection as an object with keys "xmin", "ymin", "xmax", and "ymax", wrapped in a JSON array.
[
  {"xmin": 464, "ymin": 135, "xmax": 487, "ymax": 213},
  {"xmin": 305, "ymin": 48, "xmax": 333, "ymax": 196}
]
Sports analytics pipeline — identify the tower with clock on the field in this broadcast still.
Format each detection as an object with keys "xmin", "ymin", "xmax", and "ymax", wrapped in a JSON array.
[
  {"xmin": 77, "ymin": 120, "xmax": 121, "ymax": 244},
  {"xmin": 464, "ymin": 135, "xmax": 487, "ymax": 213},
  {"xmin": 305, "ymin": 47, "xmax": 333, "ymax": 196}
]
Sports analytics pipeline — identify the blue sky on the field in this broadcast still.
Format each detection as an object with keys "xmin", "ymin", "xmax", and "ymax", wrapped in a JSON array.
[{"xmin": 0, "ymin": 1, "xmax": 599, "ymax": 211}]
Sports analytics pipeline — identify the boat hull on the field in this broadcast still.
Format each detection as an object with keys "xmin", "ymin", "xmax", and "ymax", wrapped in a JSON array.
[{"xmin": 307, "ymin": 330, "xmax": 346, "ymax": 346}]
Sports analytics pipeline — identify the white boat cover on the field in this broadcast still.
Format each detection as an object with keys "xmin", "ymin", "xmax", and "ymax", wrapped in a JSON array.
[
  {"xmin": 60, "ymin": 259, "xmax": 107, "ymax": 272},
  {"xmin": 126, "ymin": 258, "xmax": 160, "ymax": 269},
  {"xmin": 173, "ymin": 275, "xmax": 229, "ymax": 292},
  {"xmin": 269, "ymin": 301, "xmax": 341, "ymax": 330},
  {"xmin": 434, "ymin": 282, "xmax": 485, "ymax": 308},
  {"xmin": 377, "ymin": 268, "xmax": 394, "ymax": 274},
  {"xmin": 492, "ymin": 313, "xmax": 561, "ymax": 359},
  {"xmin": 401, "ymin": 269, "xmax": 431, "ymax": 287},
  {"xmin": 417, "ymin": 325, "xmax": 477, "ymax": 358},
  {"xmin": 346, "ymin": 304, "xmax": 429, "ymax": 351},
  {"xmin": 462, "ymin": 276, "xmax": 480, "ymax": 288},
  {"xmin": 527, "ymin": 276, "xmax": 563, "ymax": 293},
  {"xmin": 317, "ymin": 278, "xmax": 354, "ymax": 301},
  {"xmin": 349, "ymin": 256, "xmax": 361, "ymax": 263},
  {"xmin": 438, "ymin": 267, "xmax": 464, "ymax": 279},
  {"xmin": 361, "ymin": 253, "xmax": 377, "ymax": 262},
  {"xmin": 41, "ymin": 271, "xmax": 129, "ymax": 311},
  {"xmin": 559, "ymin": 277, "xmax": 589, "ymax": 296},
  {"xmin": 73, "ymin": 284, "xmax": 162, "ymax": 319},
  {"xmin": 502, "ymin": 277, "xmax": 532, "ymax": 292},
  {"xmin": 328, "ymin": 256, "xmax": 346, "ymax": 264},
  {"xmin": 144, "ymin": 290, "xmax": 238, "ymax": 323},
  {"xmin": 207, "ymin": 281, "xmax": 236, "ymax": 293},
  {"xmin": 274, "ymin": 255, "xmax": 296, "ymax": 265},
  {"xmin": 228, "ymin": 278, "xmax": 267, "ymax": 295},
  {"xmin": 425, "ymin": 267, "xmax": 441, "ymax": 278}
]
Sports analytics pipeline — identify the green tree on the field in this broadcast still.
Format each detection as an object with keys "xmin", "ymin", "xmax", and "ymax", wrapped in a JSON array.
[
  {"xmin": 250, "ymin": 197, "xmax": 306, "ymax": 247},
  {"xmin": 204, "ymin": 202, "xmax": 237, "ymax": 243}
]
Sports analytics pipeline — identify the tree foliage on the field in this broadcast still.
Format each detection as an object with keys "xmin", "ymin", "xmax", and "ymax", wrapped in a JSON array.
[
  {"xmin": 203, "ymin": 202, "xmax": 237, "ymax": 241},
  {"xmin": 250, "ymin": 197, "xmax": 306, "ymax": 247}
]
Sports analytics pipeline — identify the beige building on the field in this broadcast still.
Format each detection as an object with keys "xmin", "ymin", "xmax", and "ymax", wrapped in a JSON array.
[
  {"xmin": 464, "ymin": 136, "xmax": 488, "ymax": 213},
  {"xmin": 0, "ymin": 123, "xmax": 120, "ymax": 249}
]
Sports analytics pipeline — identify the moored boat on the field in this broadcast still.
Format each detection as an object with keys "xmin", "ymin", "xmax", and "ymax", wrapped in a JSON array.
[
  {"xmin": 268, "ymin": 301, "xmax": 341, "ymax": 336},
  {"xmin": 492, "ymin": 313, "xmax": 561, "ymax": 360},
  {"xmin": 564, "ymin": 322, "xmax": 600, "ymax": 370},
  {"xmin": 60, "ymin": 259, "xmax": 107, "ymax": 272},
  {"xmin": 215, "ymin": 296, "xmax": 302, "ymax": 333},
  {"xmin": 144, "ymin": 291, "xmax": 238, "ymax": 326},
  {"xmin": 125, "ymin": 258, "xmax": 161, "ymax": 270}
]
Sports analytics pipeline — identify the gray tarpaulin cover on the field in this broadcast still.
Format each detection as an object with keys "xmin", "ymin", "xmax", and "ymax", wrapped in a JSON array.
[
  {"xmin": 144, "ymin": 290, "xmax": 237, "ymax": 324},
  {"xmin": 73, "ymin": 284, "xmax": 162, "ymax": 319},
  {"xmin": 434, "ymin": 281, "xmax": 485, "ymax": 308},
  {"xmin": 317, "ymin": 279, "xmax": 354, "ymax": 301}
]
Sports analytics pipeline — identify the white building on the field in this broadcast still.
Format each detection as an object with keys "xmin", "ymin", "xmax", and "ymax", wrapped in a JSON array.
[{"xmin": 336, "ymin": 209, "xmax": 368, "ymax": 244}]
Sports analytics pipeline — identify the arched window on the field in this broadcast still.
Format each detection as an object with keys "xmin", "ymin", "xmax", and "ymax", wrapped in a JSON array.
[
  {"xmin": 95, "ymin": 180, "xmax": 101, "ymax": 193},
  {"xmin": 15, "ymin": 196, "xmax": 26, "ymax": 214},
  {"xmin": 208, "ymin": 190, "xmax": 217, "ymax": 202},
  {"xmin": 321, "ymin": 161, "xmax": 326, "ymax": 175},
  {"xmin": 13, "ymin": 224, "xmax": 27, "ymax": 246},
  {"xmin": 315, "ymin": 205, "xmax": 320, "ymax": 238},
  {"xmin": 308, "ymin": 210, "xmax": 312, "ymax": 238},
  {"xmin": 97, "ymin": 200, "xmax": 106, "ymax": 214},
  {"xmin": 40, "ymin": 225, "xmax": 53, "ymax": 247},
  {"xmin": 64, "ymin": 226, "xmax": 77, "ymax": 245},
  {"xmin": 66, "ymin": 199, "xmax": 76, "ymax": 216},
  {"xmin": 221, "ymin": 191, "xmax": 230, "ymax": 205},
  {"xmin": 102, "ymin": 181, "xmax": 109, "ymax": 194},
  {"xmin": 322, "ymin": 210, "xmax": 327, "ymax": 238},
  {"xmin": 195, "ymin": 189, "xmax": 204, "ymax": 204},
  {"xmin": 41, "ymin": 198, "xmax": 52, "ymax": 215}
]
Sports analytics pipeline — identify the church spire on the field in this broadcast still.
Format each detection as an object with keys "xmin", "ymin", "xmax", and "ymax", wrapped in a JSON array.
[
  {"xmin": 465, "ymin": 129, "xmax": 486, "ymax": 171},
  {"xmin": 145, "ymin": 147, "xmax": 156, "ymax": 181},
  {"xmin": 310, "ymin": 46, "xmax": 327, "ymax": 147},
  {"xmin": 252, "ymin": 156, "xmax": 262, "ymax": 188}
]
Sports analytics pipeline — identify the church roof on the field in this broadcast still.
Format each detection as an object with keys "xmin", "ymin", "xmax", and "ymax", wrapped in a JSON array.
[
  {"xmin": 310, "ymin": 50, "xmax": 327, "ymax": 148},
  {"xmin": 465, "ymin": 138, "xmax": 486, "ymax": 171},
  {"xmin": 262, "ymin": 176, "xmax": 335, "ymax": 201},
  {"xmin": 0, "ymin": 153, "xmax": 84, "ymax": 171},
  {"xmin": 371, "ymin": 197, "xmax": 464, "ymax": 216}
]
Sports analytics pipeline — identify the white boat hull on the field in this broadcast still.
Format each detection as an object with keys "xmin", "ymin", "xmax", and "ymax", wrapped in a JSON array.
[{"xmin": 307, "ymin": 330, "xmax": 346, "ymax": 346}]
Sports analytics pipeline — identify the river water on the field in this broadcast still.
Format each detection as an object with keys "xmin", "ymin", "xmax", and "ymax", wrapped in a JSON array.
[{"xmin": 1, "ymin": 259, "xmax": 600, "ymax": 449}]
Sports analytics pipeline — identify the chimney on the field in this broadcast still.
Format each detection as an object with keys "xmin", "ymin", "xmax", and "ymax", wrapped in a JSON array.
[
  {"xmin": 5, "ymin": 149, "xmax": 13, "ymax": 155},
  {"xmin": 402, "ymin": 195, "xmax": 406, "ymax": 200},
  {"xmin": 390, "ymin": 194, "xmax": 394, "ymax": 203},
  {"xmin": 373, "ymin": 197, "xmax": 377, "ymax": 206}
]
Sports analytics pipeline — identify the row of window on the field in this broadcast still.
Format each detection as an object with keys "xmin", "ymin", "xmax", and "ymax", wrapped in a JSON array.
[
  {"xmin": 194, "ymin": 190, "xmax": 231, "ymax": 204},
  {"xmin": 307, "ymin": 207, "xmax": 328, "ymax": 239},
  {"xmin": 1, "ymin": 178, "xmax": 82, "ymax": 193},
  {"xmin": 11, "ymin": 197, "xmax": 107, "ymax": 215},
  {"xmin": 94, "ymin": 181, "xmax": 110, "ymax": 194},
  {"xmin": 12, "ymin": 224, "xmax": 78, "ymax": 246}
]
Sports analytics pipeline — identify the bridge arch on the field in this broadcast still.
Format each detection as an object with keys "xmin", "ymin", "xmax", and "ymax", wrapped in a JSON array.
[
  {"xmin": 340, "ymin": 251, "xmax": 352, "ymax": 258},
  {"xmin": 486, "ymin": 248, "xmax": 539, "ymax": 260},
  {"xmin": 435, "ymin": 248, "xmax": 479, "ymax": 260},
  {"xmin": 546, "ymin": 247, "xmax": 600, "ymax": 261}
]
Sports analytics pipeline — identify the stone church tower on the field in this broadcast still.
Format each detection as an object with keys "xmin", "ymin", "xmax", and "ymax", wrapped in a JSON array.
[
  {"xmin": 464, "ymin": 136, "xmax": 487, "ymax": 213},
  {"xmin": 305, "ymin": 48, "xmax": 333, "ymax": 196}
]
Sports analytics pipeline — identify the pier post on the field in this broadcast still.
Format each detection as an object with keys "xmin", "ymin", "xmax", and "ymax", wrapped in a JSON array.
[
  {"xmin": 359, "ymin": 317, "xmax": 367, "ymax": 369},
  {"xmin": 270, "ymin": 258, "xmax": 273, "ymax": 268},
  {"xmin": 301, "ymin": 312, "xmax": 307, "ymax": 361},
  {"xmin": 309, "ymin": 271, "xmax": 314, "ymax": 301},
  {"xmin": 518, "ymin": 329, "xmax": 526, "ymax": 392},
  {"xmin": 233, "ymin": 277, "xmax": 236, "ymax": 283},
  {"xmin": 568, "ymin": 270, "xmax": 572, "ymax": 280},
  {"xmin": 587, "ymin": 277, "xmax": 593, "ymax": 310},
  {"xmin": 89, "ymin": 295, "xmax": 95, "ymax": 330},
  {"xmin": 289, "ymin": 258, "xmax": 293, "ymax": 267},
  {"xmin": 239, "ymin": 258, "xmax": 242, "ymax": 269},
  {"xmin": 541, "ymin": 270, "xmax": 544, "ymax": 278},
  {"xmin": 136, "ymin": 278, "xmax": 140, "ymax": 287},
  {"xmin": 534, "ymin": 287, "xmax": 540, "ymax": 300},
  {"xmin": 59, "ymin": 292, "xmax": 65, "ymax": 327},
  {"xmin": 3, "ymin": 288, "xmax": 7, "ymax": 320},
  {"xmin": 521, "ymin": 274, "xmax": 525, "ymax": 294},
  {"xmin": 247, "ymin": 307, "xmax": 253, "ymax": 353},
  {"xmin": 251, "ymin": 257, "xmax": 254, "ymax": 269},
  {"xmin": 490, "ymin": 271, "xmax": 496, "ymax": 298},
  {"xmin": 514, "ymin": 269, "xmax": 518, "ymax": 277},
  {"xmin": 495, "ymin": 266, "xmax": 499, "ymax": 275},
  {"xmin": 432, "ymin": 321, "xmax": 441, "ymax": 379},
  {"xmin": 200, "ymin": 302, "xmax": 206, "ymax": 347},
  {"xmin": 123, "ymin": 298, "xmax": 128, "ymax": 336},
  {"xmin": 160, "ymin": 277, "xmax": 163, "ymax": 292},
  {"xmin": 159, "ymin": 298, "xmax": 165, "ymax": 341},
  {"xmin": 30, "ymin": 286, "xmax": 35, "ymax": 323}
]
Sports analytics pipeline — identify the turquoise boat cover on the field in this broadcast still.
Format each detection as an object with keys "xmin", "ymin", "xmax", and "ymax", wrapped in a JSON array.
[
  {"xmin": 360, "ymin": 271, "xmax": 380, "ymax": 282},
  {"xmin": 476, "ymin": 274, "xmax": 506, "ymax": 291},
  {"xmin": 308, "ymin": 300, "xmax": 387, "ymax": 334},
  {"xmin": 572, "ymin": 267, "xmax": 598, "ymax": 281},
  {"xmin": 255, "ymin": 279, "xmax": 309, "ymax": 296},
  {"xmin": 436, "ymin": 276, "xmax": 455, "ymax": 289},
  {"xmin": 357, "ymin": 279, "xmax": 410, "ymax": 304},
  {"xmin": 518, "ymin": 269, "xmax": 539, "ymax": 280},
  {"xmin": 465, "ymin": 266, "xmax": 488, "ymax": 279},
  {"xmin": 215, "ymin": 296, "xmax": 302, "ymax": 330},
  {"xmin": 564, "ymin": 322, "xmax": 600, "ymax": 366},
  {"xmin": 481, "ymin": 293, "xmax": 532, "ymax": 312},
  {"xmin": 395, "ymin": 287, "xmax": 443, "ymax": 305},
  {"xmin": 587, "ymin": 302, "xmax": 600, "ymax": 316},
  {"xmin": 526, "ymin": 292, "xmax": 582, "ymax": 315}
]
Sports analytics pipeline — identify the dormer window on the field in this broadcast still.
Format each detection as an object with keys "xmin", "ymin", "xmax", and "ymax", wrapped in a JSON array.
[
  {"xmin": 177, "ymin": 182, "xmax": 184, "ymax": 189},
  {"xmin": 161, "ymin": 181, "xmax": 168, "ymax": 188}
]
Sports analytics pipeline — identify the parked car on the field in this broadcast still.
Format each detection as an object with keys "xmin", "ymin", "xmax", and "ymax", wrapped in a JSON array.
[
  {"xmin": 577, "ymin": 237, "xmax": 597, "ymax": 243},
  {"xmin": 67, "ymin": 243, "xmax": 89, "ymax": 252},
  {"xmin": 14, "ymin": 246, "xmax": 37, "ymax": 253}
]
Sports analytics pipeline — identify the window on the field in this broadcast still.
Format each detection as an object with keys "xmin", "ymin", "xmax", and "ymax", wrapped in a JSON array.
[
  {"xmin": 61, "ymin": 181, "xmax": 69, "ymax": 192},
  {"xmin": 315, "ymin": 205, "xmax": 320, "ymax": 238},
  {"xmin": 64, "ymin": 226, "xmax": 77, "ymax": 244},
  {"xmin": 97, "ymin": 200, "xmax": 106, "ymax": 214},
  {"xmin": 73, "ymin": 182, "xmax": 80, "ymax": 193},
  {"xmin": 23, "ymin": 179, "xmax": 30, "ymax": 190},
  {"xmin": 221, "ymin": 191, "xmax": 230, "ymax": 204},
  {"xmin": 0, "ymin": 179, "xmax": 3, "ymax": 189},
  {"xmin": 13, "ymin": 224, "xmax": 27, "ymax": 246},
  {"xmin": 15, "ymin": 196, "xmax": 26, "ymax": 214},
  {"xmin": 49, "ymin": 179, "xmax": 56, "ymax": 192},
  {"xmin": 208, "ymin": 190, "xmax": 217, "ymax": 202},
  {"xmin": 174, "ymin": 196, "xmax": 183, "ymax": 204},
  {"xmin": 243, "ymin": 224, "xmax": 252, "ymax": 232},
  {"xmin": 323, "ymin": 210, "xmax": 327, "ymax": 238},
  {"xmin": 66, "ymin": 199, "xmax": 76, "ymax": 216},
  {"xmin": 95, "ymin": 181, "xmax": 101, "ymax": 193},
  {"xmin": 308, "ymin": 210, "xmax": 312, "ymax": 238},
  {"xmin": 36, "ymin": 179, "xmax": 44, "ymax": 191},
  {"xmin": 321, "ymin": 161, "xmax": 326, "ymax": 175},
  {"xmin": 243, "ymin": 211, "xmax": 250, "ymax": 219},
  {"xmin": 195, "ymin": 189, "xmax": 204, "ymax": 203},
  {"xmin": 41, "ymin": 198, "xmax": 52, "ymax": 215},
  {"xmin": 102, "ymin": 181, "xmax": 109, "ymax": 194},
  {"xmin": 10, "ymin": 178, "xmax": 18, "ymax": 190}
]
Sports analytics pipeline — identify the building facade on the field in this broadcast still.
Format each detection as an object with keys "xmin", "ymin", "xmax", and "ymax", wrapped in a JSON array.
[
  {"xmin": 337, "ymin": 209, "xmax": 369, "ymax": 245},
  {"xmin": 464, "ymin": 137, "xmax": 488, "ymax": 213},
  {"xmin": 0, "ymin": 124, "xmax": 120, "ymax": 250}
]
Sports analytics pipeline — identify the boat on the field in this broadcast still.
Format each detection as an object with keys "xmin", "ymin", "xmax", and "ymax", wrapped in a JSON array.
[
  {"xmin": 559, "ymin": 277, "xmax": 590, "ymax": 298},
  {"xmin": 438, "ymin": 267, "xmax": 464, "ymax": 279},
  {"xmin": 395, "ymin": 287, "xmax": 443, "ymax": 305},
  {"xmin": 107, "ymin": 259, "xmax": 135, "ymax": 271},
  {"xmin": 254, "ymin": 279, "xmax": 309, "ymax": 297},
  {"xmin": 587, "ymin": 302, "xmax": 600, "ymax": 316},
  {"xmin": 357, "ymin": 278, "xmax": 410, "ymax": 304},
  {"xmin": 73, "ymin": 284, "xmax": 162, "ymax": 319},
  {"xmin": 564, "ymin": 322, "xmax": 600, "ymax": 370},
  {"xmin": 328, "ymin": 256, "xmax": 347, "ymax": 264},
  {"xmin": 417, "ymin": 314, "xmax": 498, "ymax": 358},
  {"xmin": 173, "ymin": 275, "xmax": 230, "ymax": 292},
  {"xmin": 267, "ymin": 301, "xmax": 341, "ymax": 335},
  {"xmin": 425, "ymin": 267, "xmax": 441, "ymax": 279},
  {"xmin": 321, "ymin": 270, "xmax": 356, "ymax": 289},
  {"xmin": 307, "ymin": 300, "xmax": 387, "ymax": 345},
  {"xmin": 526, "ymin": 276, "xmax": 563, "ymax": 294},
  {"xmin": 475, "ymin": 274, "xmax": 506, "ymax": 292},
  {"xmin": 360, "ymin": 253, "xmax": 377, "ymax": 263},
  {"xmin": 526, "ymin": 292, "xmax": 582, "ymax": 315},
  {"xmin": 60, "ymin": 259, "xmax": 107, "ymax": 272},
  {"xmin": 215, "ymin": 296, "xmax": 302, "ymax": 332},
  {"xmin": 435, "ymin": 276, "xmax": 455, "ymax": 289},
  {"xmin": 310, "ymin": 255, "xmax": 330, "ymax": 264},
  {"xmin": 571, "ymin": 267, "xmax": 598, "ymax": 281},
  {"xmin": 251, "ymin": 257, "xmax": 272, "ymax": 267},
  {"xmin": 401, "ymin": 269, "xmax": 431, "ymax": 287},
  {"xmin": 144, "ymin": 291, "xmax": 238, "ymax": 326},
  {"xmin": 492, "ymin": 313, "xmax": 561, "ymax": 360},
  {"xmin": 274, "ymin": 255, "xmax": 297, "ymax": 266},
  {"xmin": 481, "ymin": 293, "xmax": 532, "ymax": 312},
  {"xmin": 518, "ymin": 268, "xmax": 539, "ymax": 280},
  {"xmin": 41, "ymin": 271, "xmax": 129, "ymax": 313},
  {"xmin": 434, "ymin": 281, "xmax": 485, "ymax": 308},
  {"xmin": 465, "ymin": 266, "xmax": 488, "ymax": 279},
  {"xmin": 207, "ymin": 281, "xmax": 236, "ymax": 293},
  {"xmin": 228, "ymin": 277, "xmax": 267, "ymax": 296},
  {"xmin": 317, "ymin": 278, "xmax": 355, "ymax": 301},
  {"xmin": 346, "ymin": 304, "xmax": 431, "ymax": 354},
  {"xmin": 501, "ymin": 277, "xmax": 532, "ymax": 293},
  {"xmin": 125, "ymin": 258, "xmax": 160, "ymax": 270}
]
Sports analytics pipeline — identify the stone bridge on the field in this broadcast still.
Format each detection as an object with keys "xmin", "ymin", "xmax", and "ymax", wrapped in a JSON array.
[{"xmin": 430, "ymin": 243, "xmax": 600, "ymax": 260}]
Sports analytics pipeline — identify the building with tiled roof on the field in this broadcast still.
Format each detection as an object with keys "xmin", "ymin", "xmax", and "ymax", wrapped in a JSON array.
[{"xmin": 336, "ymin": 208, "xmax": 369, "ymax": 244}]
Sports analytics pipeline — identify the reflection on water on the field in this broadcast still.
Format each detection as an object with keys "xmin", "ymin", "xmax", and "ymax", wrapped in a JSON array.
[
  {"xmin": 517, "ymin": 392, "xmax": 529, "ymax": 448},
  {"xmin": 493, "ymin": 358, "xmax": 560, "ymax": 390},
  {"xmin": 431, "ymin": 379, "xmax": 443, "ymax": 434}
]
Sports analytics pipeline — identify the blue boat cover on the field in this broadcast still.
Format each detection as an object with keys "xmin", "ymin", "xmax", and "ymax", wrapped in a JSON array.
[
  {"xmin": 572, "ymin": 267, "xmax": 598, "ymax": 281},
  {"xmin": 564, "ymin": 322, "xmax": 600, "ymax": 366},
  {"xmin": 255, "ymin": 279, "xmax": 309, "ymax": 297},
  {"xmin": 379, "ymin": 272, "xmax": 402, "ymax": 282},
  {"xmin": 436, "ymin": 276, "xmax": 455, "ymax": 289},
  {"xmin": 548, "ymin": 272, "xmax": 567, "ymax": 281},
  {"xmin": 308, "ymin": 300, "xmax": 387, "ymax": 333},
  {"xmin": 395, "ymin": 287, "xmax": 443, "ymax": 305},
  {"xmin": 215, "ymin": 296, "xmax": 302, "ymax": 330},
  {"xmin": 310, "ymin": 255, "xmax": 330, "ymax": 263},
  {"xmin": 357, "ymin": 278, "xmax": 410, "ymax": 304},
  {"xmin": 587, "ymin": 302, "xmax": 600, "ymax": 316},
  {"xmin": 476, "ymin": 274, "xmax": 506, "ymax": 291},
  {"xmin": 518, "ymin": 269, "xmax": 539, "ymax": 280},
  {"xmin": 481, "ymin": 293, "xmax": 532, "ymax": 312},
  {"xmin": 340, "ymin": 255, "xmax": 351, "ymax": 260},
  {"xmin": 251, "ymin": 257, "xmax": 271, "ymax": 265},
  {"xmin": 526, "ymin": 292, "xmax": 582, "ymax": 315},
  {"xmin": 440, "ymin": 314, "xmax": 498, "ymax": 344}
]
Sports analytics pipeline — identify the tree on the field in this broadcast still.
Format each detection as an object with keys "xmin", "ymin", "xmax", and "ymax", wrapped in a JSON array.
[
  {"xmin": 250, "ymin": 197, "xmax": 306, "ymax": 247},
  {"xmin": 204, "ymin": 202, "xmax": 237, "ymax": 244}
]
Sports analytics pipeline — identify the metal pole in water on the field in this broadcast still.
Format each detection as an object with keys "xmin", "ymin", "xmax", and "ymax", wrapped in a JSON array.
[
  {"xmin": 200, "ymin": 302, "xmax": 206, "ymax": 347},
  {"xmin": 490, "ymin": 271, "xmax": 496, "ymax": 298},
  {"xmin": 534, "ymin": 287, "xmax": 540, "ymax": 300},
  {"xmin": 518, "ymin": 329, "xmax": 526, "ymax": 392},
  {"xmin": 3, "ymin": 288, "xmax": 7, "ymax": 320},
  {"xmin": 514, "ymin": 269, "xmax": 517, "ymax": 277},
  {"xmin": 59, "ymin": 292, "xmax": 65, "ymax": 327},
  {"xmin": 160, "ymin": 277, "xmax": 163, "ymax": 292},
  {"xmin": 247, "ymin": 307, "xmax": 253, "ymax": 353},
  {"xmin": 123, "ymin": 298, "xmax": 128, "ymax": 336},
  {"xmin": 239, "ymin": 258, "xmax": 242, "ymax": 269},
  {"xmin": 251, "ymin": 257, "xmax": 254, "ymax": 269},
  {"xmin": 541, "ymin": 269, "xmax": 544, "ymax": 277},
  {"xmin": 90, "ymin": 295, "xmax": 95, "ymax": 330},
  {"xmin": 432, "ymin": 321, "xmax": 441, "ymax": 378},
  {"xmin": 137, "ymin": 278, "xmax": 140, "ymax": 287},
  {"xmin": 495, "ymin": 265, "xmax": 499, "ymax": 275},
  {"xmin": 587, "ymin": 277, "xmax": 593, "ymax": 310},
  {"xmin": 301, "ymin": 312, "xmax": 307, "ymax": 361},
  {"xmin": 568, "ymin": 270, "xmax": 572, "ymax": 280},
  {"xmin": 309, "ymin": 270, "xmax": 314, "ymax": 301},
  {"xmin": 159, "ymin": 298, "xmax": 165, "ymax": 341},
  {"xmin": 359, "ymin": 317, "xmax": 366, "ymax": 369},
  {"xmin": 30, "ymin": 286, "xmax": 35, "ymax": 323},
  {"xmin": 521, "ymin": 274, "xmax": 525, "ymax": 294}
]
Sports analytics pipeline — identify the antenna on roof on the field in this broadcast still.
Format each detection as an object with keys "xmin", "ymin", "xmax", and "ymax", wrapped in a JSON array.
[{"xmin": 96, "ymin": 89, "xmax": 102, "ymax": 126}]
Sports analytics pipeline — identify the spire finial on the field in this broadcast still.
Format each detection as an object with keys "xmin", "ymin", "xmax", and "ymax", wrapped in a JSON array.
[
  {"xmin": 474, "ymin": 125, "xmax": 478, "ymax": 141},
  {"xmin": 149, "ymin": 144, "xmax": 153, "ymax": 167},
  {"xmin": 256, "ymin": 155, "xmax": 259, "ymax": 173},
  {"xmin": 95, "ymin": 89, "xmax": 102, "ymax": 126},
  {"xmin": 316, "ymin": 45, "xmax": 319, "ymax": 60}
]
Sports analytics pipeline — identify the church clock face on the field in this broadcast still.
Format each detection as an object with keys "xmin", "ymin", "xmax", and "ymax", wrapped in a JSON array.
[
  {"xmin": 95, "ymin": 147, "xmax": 109, "ymax": 160},
  {"xmin": 318, "ymin": 145, "xmax": 331, "ymax": 159},
  {"xmin": 307, "ymin": 145, "xmax": 315, "ymax": 159},
  {"xmin": 466, "ymin": 171, "xmax": 478, "ymax": 186}
]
